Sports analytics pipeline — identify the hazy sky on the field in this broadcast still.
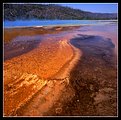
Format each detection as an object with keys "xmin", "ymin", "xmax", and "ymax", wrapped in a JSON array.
[{"xmin": 43, "ymin": 3, "xmax": 118, "ymax": 13}]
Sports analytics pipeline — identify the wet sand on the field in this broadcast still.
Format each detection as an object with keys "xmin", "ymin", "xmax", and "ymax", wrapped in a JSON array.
[
  {"xmin": 44, "ymin": 35, "xmax": 117, "ymax": 116},
  {"xmin": 3, "ymin": 23, "xmax": 117, "ymax": 116}
]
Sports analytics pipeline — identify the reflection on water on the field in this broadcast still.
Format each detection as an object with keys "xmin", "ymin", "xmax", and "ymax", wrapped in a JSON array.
[{"xmin": 77, "ymin": 23, "xmax": 118, "ymax": 57}]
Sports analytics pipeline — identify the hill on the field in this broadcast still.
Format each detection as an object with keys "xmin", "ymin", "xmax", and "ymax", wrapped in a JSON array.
[{"xmin": 4, "ymin": 4, "xmax": 117, "ymax": 20}]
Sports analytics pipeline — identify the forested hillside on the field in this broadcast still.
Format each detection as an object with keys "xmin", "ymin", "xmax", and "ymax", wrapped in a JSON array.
[{"xmin": 4, "ymin": 4, "xmax": 117, "ymax": 20}]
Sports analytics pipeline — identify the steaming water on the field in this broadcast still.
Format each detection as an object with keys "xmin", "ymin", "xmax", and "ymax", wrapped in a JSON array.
[{"xmin": 3, "ymin": 20, "xmax": 116, "ymax": 28}]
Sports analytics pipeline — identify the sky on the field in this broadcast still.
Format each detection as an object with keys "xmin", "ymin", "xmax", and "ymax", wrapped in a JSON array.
[{"xmin": 44, "ymin": 3, "xmax": 118, "ymax": 13}]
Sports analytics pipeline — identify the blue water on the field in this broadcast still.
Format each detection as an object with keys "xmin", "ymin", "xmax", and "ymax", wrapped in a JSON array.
[{"xmin": 4, "ymin": 20, "xmax": 104, "ymax": 28}]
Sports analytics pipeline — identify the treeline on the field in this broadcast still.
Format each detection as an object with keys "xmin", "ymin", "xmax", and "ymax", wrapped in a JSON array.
[{"xmin": 4, "ymin": 4, "xmax": 117, "ymax": 20}]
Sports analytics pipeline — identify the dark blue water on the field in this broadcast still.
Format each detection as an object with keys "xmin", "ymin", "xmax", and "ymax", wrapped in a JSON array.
[{"xmin": 4, "ymin": 20, "xmax": 104, "ymax": 28}]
